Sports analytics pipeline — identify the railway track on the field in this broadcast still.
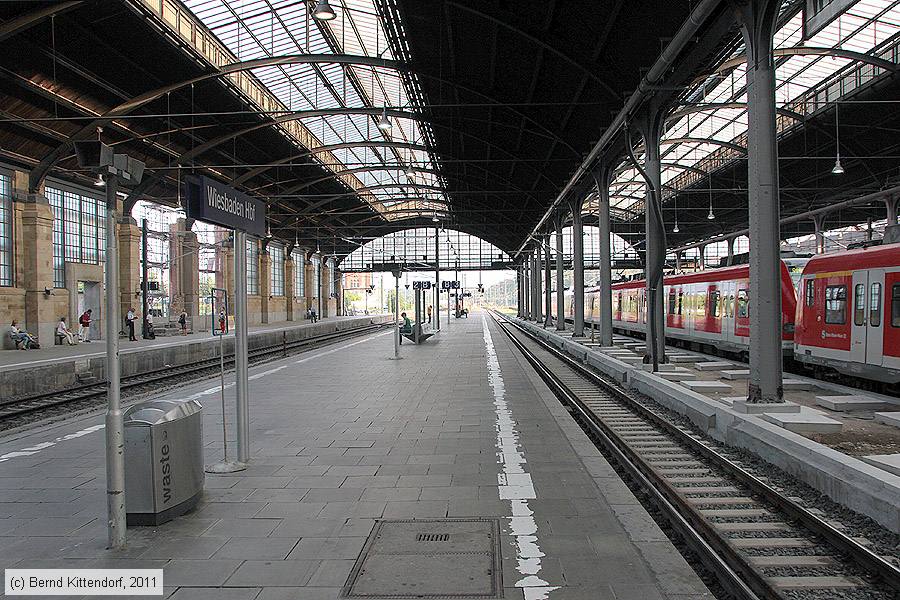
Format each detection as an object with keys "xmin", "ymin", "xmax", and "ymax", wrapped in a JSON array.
[
  {"xmin": 0, "ymin": 323, "xmax": 388, "ymax": 423},
  {"xmin": 492, "ymin": 312, "xmax": 900, "ymax": 600}
]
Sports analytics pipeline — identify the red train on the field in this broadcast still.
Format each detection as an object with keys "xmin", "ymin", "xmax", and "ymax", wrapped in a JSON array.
[{"xmin": 556, "ymin": 242, "xmax": 900, "ymax": 388}]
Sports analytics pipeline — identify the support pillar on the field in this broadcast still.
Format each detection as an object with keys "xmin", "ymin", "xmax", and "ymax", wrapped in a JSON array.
[
  {"xmin": 522, "ymin": 260, "xmax": 530, "ymax": 319},
  {"xmin": 569, "ymin": 196, "xmax": 586, "ymax": 337},
  {"xmin": 813, "ymin": 214, "xmax": 827, "ymax": 254},
  {"xmin": 675, "ymin": 251, "xmax": 682, "ymax": 272},
  {"xmin": 543, "ymin": 234, "xmax": 552, "ymax": 327},
  {"xmin": 634, "ymin": 110, "xmax": 667, "ymax": 368},
  {"xmin": 259, "ymin": 251, "xmax": 271, "ymax": 324},
  {"xmin": 738, "ymin": 0, "xmax": 784, "ymax": 405},
  {"xmin": 531, "ymin": 249, "xmax": 541, "ymax": 322},
  {"xmin": 434, "ymin": 227, "xmax": 440, "ymax": 331},
  {"xmin": 726, "ymin": 237, "xmax": 735, "ymax": 266},
  {"xmin": 887, "ymin": 195, "xmax": 898, "ymax": 225},
  {"xmin": 285, "ymin": 257, "xmax": 295, "ymax": 321},
  {"xmin": 592, "ymin": 163, "xmax": 614, "ymax": 346},
  {"xmin": 19, "ymin": 192, "xmax": 56, "ymax": 344},
  {"xmin": 697, "ymin": 244, "xmax": 706, "ymax": 271},
  {"xmin": 555, "ymin": 215, "xmax": 566, "ymax": 331}
]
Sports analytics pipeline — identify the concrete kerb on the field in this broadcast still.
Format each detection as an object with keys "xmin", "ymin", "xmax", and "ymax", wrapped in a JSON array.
[{"xmin": 513, "ymin": 318, "xmax": 900, "ymax": 534}]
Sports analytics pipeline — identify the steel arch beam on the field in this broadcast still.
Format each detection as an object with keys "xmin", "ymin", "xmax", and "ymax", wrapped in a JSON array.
[
  {"xmin": 178, "ymin": 108, "xmax": 421, "ymax": 164},
  {"xmin": 667, "ymin": 102, "xmax": 805, "ymax": 123},
  {"xmin": 707, "ymin": 46, "xmax": 900, "ymax": 79},
  {"xmin": 250, "ymin": 165, "xmax": 444, "ymax": 194},
  {"xmin": 0, "ymin": 1, "xmax": 83, "ymax": 43},
  {"xmin": 28, "ymin": 54, "xmax": 403, "ymax": 191},
  {"xmin": 660, "ymin": 137, "xmax": 747, "ymax": 154}
]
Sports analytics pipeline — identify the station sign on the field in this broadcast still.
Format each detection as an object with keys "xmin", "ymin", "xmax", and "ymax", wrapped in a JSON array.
[
  {"xmin": 185, "ymin": 175, "xmax": 266, "ymax": 237},
  {"xmin": 412, "ymin": 281, "xmax": 433, "ymax": 290},
  {"xmin": 441, "ymin": 281, "xmax": 460, "ymax": 290}
]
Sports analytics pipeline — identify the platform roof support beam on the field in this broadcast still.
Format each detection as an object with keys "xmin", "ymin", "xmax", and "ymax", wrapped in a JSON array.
[
  {"xmin": 544, "ymin": 234, "xmax": 553, "ymax": 328},
  {"xmin": 522, "ymin": 260, "xmax": 530, "ymax": 319},
  {"xmin": 532, "ymin": 249, "xmax": 541, "ymax": 323},
  {"xmin": 569, "ymin": 196, "xmax": 586, "ymax": 337},
  {"xmin": 592, "ymin": 163, "xmax": 614, "ymax": 346},
  {"xmin": 517, "ymin": 263, "xmax": 524, "ymax": 318},
  {"xmin": 555, "ymin": 215, "xmax": 566, "ymax": 331},
  {"xmin": 633, "ymin": 109, "xmax": 666, "ymax": 369},
  {"xmin": 887, "ymin": 196, "xmax": 898, "ymax": 225},
  {"xmin": 725, "ymin": 237, "xmax": 735, "ymax": 267},
  {"xmin": 738, "ymin": 0, "xmax": 784, "ymax": 405},
  {"xmin": 813, "ymin": 214, "xmax": 827, "ymax": 254}
]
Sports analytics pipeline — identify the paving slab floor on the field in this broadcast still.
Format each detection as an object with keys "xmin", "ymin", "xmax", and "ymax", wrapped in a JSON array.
[{"xmin": 0, "ymin": 311, "xmax": 710, "ymax": 600}]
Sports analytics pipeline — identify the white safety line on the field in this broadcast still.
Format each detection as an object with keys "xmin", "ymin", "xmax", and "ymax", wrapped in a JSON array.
[
  {"xmin": 482, "ymin": 315, "xmax": 559, "ymax": 600},
  {"xmin": 0, "ymin": 328, "xmax": 391, "ymax": 464}
]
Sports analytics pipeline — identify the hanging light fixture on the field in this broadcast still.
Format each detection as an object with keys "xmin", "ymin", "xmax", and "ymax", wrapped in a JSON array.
[
  {"xmin": 673, "ymin": 195, "xmax": 679, "ymax": 232},
  {"xmin": 312, "ymin": 0, "xmax": 336, "ymax": 21},
  {"xmin": 431, "ymin": 212, "xmax": 439, "ymax": 223},
  {"xmin": 832, "ymin": 102, "xmax": 845, "ymax": 175},
  {"xmin": 707, "ymin": 176, "xmax": 715, "ymax": 220},
  {"xmin": 406, "ymin": 163, "xmax": 416, "ymax": 177},
  {"xmin": 377, "ymin": 109, "xmax": 391, "ymax": 132},
  {"xmin": 94, "ymin": 173, "xmax": 105, "ymax": 187}
]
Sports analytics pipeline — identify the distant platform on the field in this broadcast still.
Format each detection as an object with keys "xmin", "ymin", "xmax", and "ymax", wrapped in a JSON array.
[{"xmin": 0, "ymin": 312, "xmax": 708, "ymax": 600}]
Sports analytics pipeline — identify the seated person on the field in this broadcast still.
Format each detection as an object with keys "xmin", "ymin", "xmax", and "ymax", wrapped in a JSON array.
[
  {"xmin": 9, "ymin": 319, "xmax": 36, "ymax": 350},
  {"xmin": 399, "ymin": 311, "xmax": 412, "ymax": 344},
  {"xmin": 57, "ymin": 317, "xmax": 77, "ymax": 345}
]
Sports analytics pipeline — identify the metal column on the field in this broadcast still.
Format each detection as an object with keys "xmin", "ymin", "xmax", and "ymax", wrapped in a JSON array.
[
  {"xmin": 532, "ymin": 250, "xmax": 541, "ymax": 322},
  {"xmin": 393, "ymin": 271, "xmax": 400, "ymax": 358},
  {"xmin": 543, "ymin": 234, "xmax": 552, "ymax": 327},
  {"xmin": 887, "ymin": 195, "xmax": 898, "ymax": 225},
  {"xmin": 233, "ymin": 230, "xmax": 250, "ymax": 462},
  {"xmin": 555, "ymin": 216, "xmax": 566, "ymax": 331},
  {"xmin": 141, "ymin": 219, "xmax": 150, "ymax": 339},
  {"xmin": 518, "ymin": 264, "xmax": 525, "ymax": 318},
  {"xmin": 570, "ymin": 198, "xmax": 585, "ymax": 337},
  {"xmin": 740, "ymin": 0, "xmax": 784, "ymax": 405},
  {"xmin": 103, "ymin": 172, "xmax": 125, "ymax": 549},
  {"xmin": 593, "ymin": 165, "xmax": 614, "ymax": 346},
  {"xmin": 434, "ymin": 227, "xmax": 440, "ymax": 331},
  {"xmin": 726, "ymin": 238, "xmax": 735, "ymax": 267},
  {"xmin": 813, "ymin": 214, "xmax": 827, "ymax": 254}
]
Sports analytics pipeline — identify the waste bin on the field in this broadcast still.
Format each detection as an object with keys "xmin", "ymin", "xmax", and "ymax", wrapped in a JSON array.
[{"xmin": 124, "ymin": 399, "xmax": 204, "ymax": 525}]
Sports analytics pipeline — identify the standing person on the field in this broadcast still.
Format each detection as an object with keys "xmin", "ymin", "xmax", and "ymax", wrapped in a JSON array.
[
  {"xmin": 78, "ymin": 309, "xmax": 92, "ymax": 342},
  {"xmin": 178, "ymin": 310, "xmax": 188, "ymax": 335},
  {"xmin": 57, "ymin": 316, "xmax": 76, "ymax": 345},
  {"xmin": 310, "ymin": 306, "xmax": 318, "ymax": 323},
  {"xmin": 126, "ymin": 307, "xmax": 137, "ymax": 341},
  {"xmin": 427, "ymin": 305, "xmax": 433, "ymax": 325},
  {"xmin": 218, "ymin": 308, "xmax": 227, "ymax": 334}
]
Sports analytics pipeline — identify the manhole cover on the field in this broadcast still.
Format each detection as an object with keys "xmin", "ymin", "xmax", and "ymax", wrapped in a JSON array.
[{"xmin": 342, "ymin": 519, "xmax": 503, "ymax": 599}]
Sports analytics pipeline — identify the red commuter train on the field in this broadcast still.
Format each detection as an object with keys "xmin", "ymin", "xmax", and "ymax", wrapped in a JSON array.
[{"xmin": 557, "ymin": 243, "xmax": 900, "ymax": 388}]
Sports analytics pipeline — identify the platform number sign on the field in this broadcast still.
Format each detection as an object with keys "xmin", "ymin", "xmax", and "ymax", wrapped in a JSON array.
[
  {"xmin": 441, "ymin": 281, "xmax": 460, "ymax": 290},
  {"xmin": 413, "ymin": 281, "xmax": 432, "ymax": 290}
]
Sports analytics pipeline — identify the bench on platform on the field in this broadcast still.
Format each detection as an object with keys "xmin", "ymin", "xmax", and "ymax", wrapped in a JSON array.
[{"xmin": 400, "ymin": 322, "xmax": 433, "ymax": 344}]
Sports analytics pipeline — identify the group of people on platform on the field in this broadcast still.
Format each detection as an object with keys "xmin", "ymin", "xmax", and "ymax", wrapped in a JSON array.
[{"xmin": 9, "ymin": 307, "xmax": 191, "ymax": 351}]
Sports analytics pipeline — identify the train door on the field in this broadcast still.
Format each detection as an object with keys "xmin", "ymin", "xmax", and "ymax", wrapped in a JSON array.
[
  {"xmin": 850, "ymin": 270, "xmax": 870, "ymax": 364},
  {"xmin": 866, "ymin": 270, "xmax": 885, "ymax": 366}
]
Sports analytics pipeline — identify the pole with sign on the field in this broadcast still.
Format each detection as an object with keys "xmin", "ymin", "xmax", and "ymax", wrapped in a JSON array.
[{"xmin": 185, "ymin": 175, "xmax": 265, "ymax": 466}]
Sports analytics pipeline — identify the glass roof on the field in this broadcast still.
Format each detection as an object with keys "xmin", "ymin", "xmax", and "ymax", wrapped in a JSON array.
[
  {"xmin": 339, "ymin": 228, "xmax": 510, "ymax": 271},
  {"xmin": 593, "ymin": 0, "xmax": 900, "ymax": 218},
  {"xmin": 180, "ymin": 0, "xmax": 448, "ymax": 220}
]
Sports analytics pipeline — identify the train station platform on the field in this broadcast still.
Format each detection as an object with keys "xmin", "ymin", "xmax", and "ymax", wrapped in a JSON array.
[
  {"xmin": 0, "ymin": 311, "xmax": 710, "ymax": 600},
  {"xmin": 0, "ymin": 315, "xmax": 393, "ymax": 401}
]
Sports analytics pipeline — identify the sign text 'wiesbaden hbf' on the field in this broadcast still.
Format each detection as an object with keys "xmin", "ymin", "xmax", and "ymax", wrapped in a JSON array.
[{"xmin": 185, "ymin": 175, "xmax": 266, "ymax": 237}]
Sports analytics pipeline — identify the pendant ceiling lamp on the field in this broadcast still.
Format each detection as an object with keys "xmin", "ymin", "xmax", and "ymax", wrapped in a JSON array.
[{"xmin": 312, "ymin": 0, "xmax": 336, "ymax": 21}]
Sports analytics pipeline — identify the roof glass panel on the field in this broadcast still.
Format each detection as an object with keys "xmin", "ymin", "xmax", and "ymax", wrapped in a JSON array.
[
  {"xmin": 179, "ymin": 0, "xmax": 448, "ymax": 221},
  {"xmin": 606, "ymin": 1, "xmax": 900, "ymax": 215}
]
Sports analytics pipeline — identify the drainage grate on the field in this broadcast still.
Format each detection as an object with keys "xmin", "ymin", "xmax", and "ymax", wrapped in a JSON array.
[
  {"xmin": 417, "ymin": 533, "xmax": 450, "ymax": 542},
  {"xmin": 342, "ymin": 519, "xmax": 503, "ymax": 599}
]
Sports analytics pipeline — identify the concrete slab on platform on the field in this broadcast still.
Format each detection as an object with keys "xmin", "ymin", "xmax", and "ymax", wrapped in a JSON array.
[
  {"xmin": 695, "ymin": 361, "xmax": 735, "ymax": 371},
  {"xmin": 656, "ymin": 371, "xmax": 698, "ymax": 382},
  {"xmin": 680, "ymin": 380, "xmax": 732, "ymax": 393},
  {"xmin": 782, "ymin": 379, "xmax": 814, "ymax": 391},
  {"xmin": 733, "ymin": 400, "xmax": 801, "ymax": 414},
  {"xmin": 861, "ymin": 454, "xmax": 900, "ymax": 478},
  {"xmin": 720, "ymin": 369, "xmax": 751, "ymax": 380},
  {"xmin": 666, "ymin": 355, "xmax": 700, "ymax": 364},
  {"xmin": 875, "ymin": 412, "xmax": 900, "ymax": 429},
  {"xmin": 762, "ymin": 408, "xmax": 843, "ymax": 434},
  {"xmin": 815, "ymin": 395, "xmax": 893, "ymax": 412}
]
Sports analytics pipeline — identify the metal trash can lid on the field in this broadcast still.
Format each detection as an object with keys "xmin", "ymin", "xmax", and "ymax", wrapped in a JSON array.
[{"xmin": 124, "ymin": 399, "xmax": 203, "ymax": 426}]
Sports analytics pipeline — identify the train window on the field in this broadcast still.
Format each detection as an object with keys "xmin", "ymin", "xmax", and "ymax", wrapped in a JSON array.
[
  {"xmin": 708, "ymin": 290, "xmax": 720, "ymax": 318},
  {"xmin": 892, "ymin": 284, "xmax": 900, "ymax": 328},
  {"xmin": 737, "ymin": 289, "xmax": 749, "ymax": 318},
  {"xmin": 870, "ymin": 283, "xmax": 881, "ymax": 328},
  {"xmin": 854, "ymin": 284, "xmax": 866, "ymax": 326},
  {"xmin": 805, "ymin": 279, "xmax": 815, "ymax": 307},
  {"xmin": 695, "ymin": 293, "xmax": 705, "ymax": 318},
  {"xmin": 668, "ymin": 289, "xmax": 676, "ymax": 315},
  {"xmin": 825, "ymin": 285, "xmax": 847, "ymax": 325},
  {"xmin": 677, "ymin": 291, "xmax": 683, "ymax": 316}
]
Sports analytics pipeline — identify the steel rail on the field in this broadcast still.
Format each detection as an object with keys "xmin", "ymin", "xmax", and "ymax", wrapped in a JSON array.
[{"xmin": 493, "ymin": 312, "xmax": 900, "ymax": 596}]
